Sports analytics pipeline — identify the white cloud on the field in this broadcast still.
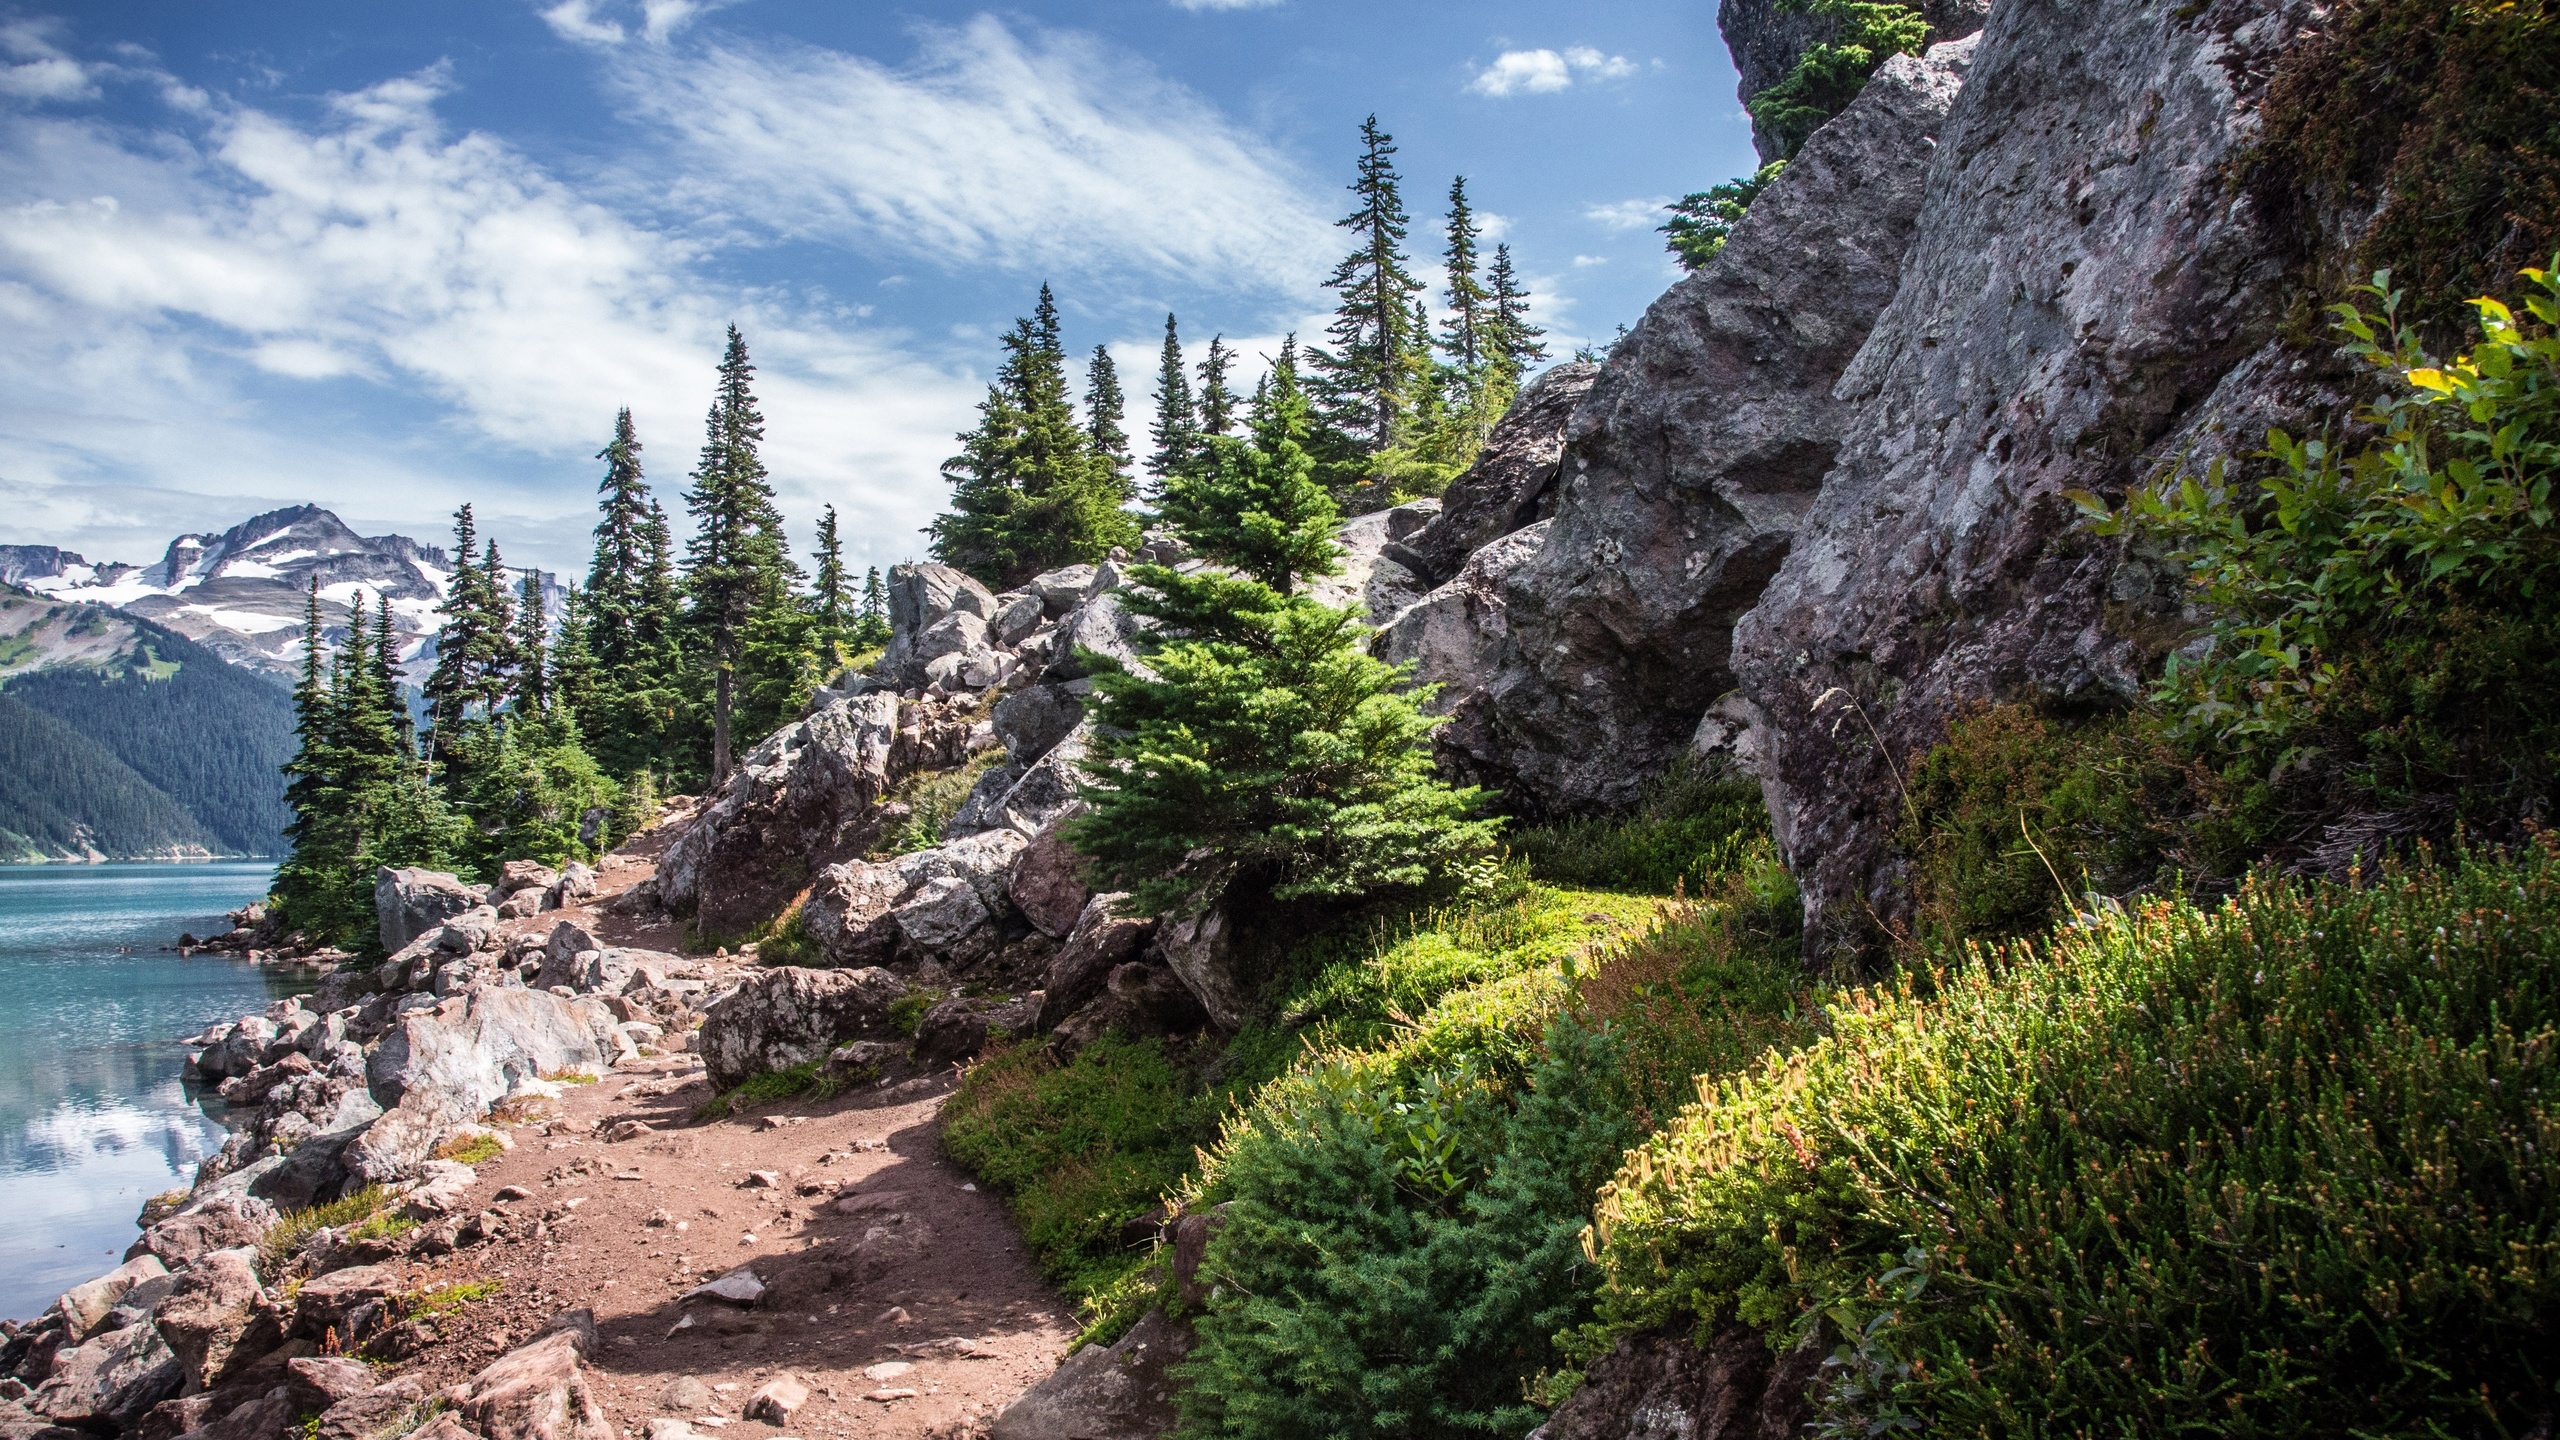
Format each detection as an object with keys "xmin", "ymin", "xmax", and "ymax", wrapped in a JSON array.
[
  {"xmin": 0, "ymin": 65, "xmax": 978, "ymax": 574},
  {"xmin": 1468, "ymin": 44, "xmax": 1637, "ymax": 98},
  {"xmin": 0, "ymin": 18, "xmax": 102, "ymax": 102},
  {"xmin": 1572, "ymin": 254, "xmax": 1608, "ymax": 267},
  {"xmin": 538, "ymin": 0, "xmax": 730, "ymax": 47},
  {"xmin": 1584, "ymin": 197, "xmax": 1670, "ymax": 231},
  {"xmin": 614, "ymin": 18, "xmax": 1334, "ymax": 293}
]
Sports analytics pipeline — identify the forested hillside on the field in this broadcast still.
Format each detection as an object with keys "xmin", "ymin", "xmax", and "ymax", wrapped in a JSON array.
[
  {"xmin": 3, "ymin": 622, "xmax": 294, "ymax": 855},
  {"xmin": 0, "ymin": 691, "xmax": 219, "ymax": 860},
  {"xmin": 0, "ymin": 596, "xmax": 294, "ymax": 859}
]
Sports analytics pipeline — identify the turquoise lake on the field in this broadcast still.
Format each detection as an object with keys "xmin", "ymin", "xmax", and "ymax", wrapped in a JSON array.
[{"xmin": 0, "ymin": 863, "xmax": 294, "ymax": 1322}]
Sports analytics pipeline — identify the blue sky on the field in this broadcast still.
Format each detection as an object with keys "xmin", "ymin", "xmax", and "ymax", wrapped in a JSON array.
[{"xmin": 0, "ymin": 0, "xmax": 1756, "ymax": 576}]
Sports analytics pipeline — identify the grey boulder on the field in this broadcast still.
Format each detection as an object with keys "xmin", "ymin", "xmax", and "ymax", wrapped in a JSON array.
[
  {"xmin": 374, "ymin": 868, "xmax": 483, "ymax": 955},
  {"xmin": 696, "ymin": 966, "xmax": 908, "ymax": 1091}
]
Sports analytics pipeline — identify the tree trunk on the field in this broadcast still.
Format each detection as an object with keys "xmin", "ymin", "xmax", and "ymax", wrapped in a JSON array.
[{"xmin": 713, "ymin": 664, "xmax": 733, "ymax": 785}]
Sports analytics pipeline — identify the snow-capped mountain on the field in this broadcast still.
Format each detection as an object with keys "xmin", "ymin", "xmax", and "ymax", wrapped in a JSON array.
[{"xmin": 4, "ymin": 506, "xmax": 558, "ymax": 679}]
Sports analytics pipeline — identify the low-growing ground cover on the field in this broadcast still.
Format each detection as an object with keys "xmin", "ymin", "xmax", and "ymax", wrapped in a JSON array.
[{"xmin": 1586, "ymin": 843, "xmax": 2560, "ymax": 1437}]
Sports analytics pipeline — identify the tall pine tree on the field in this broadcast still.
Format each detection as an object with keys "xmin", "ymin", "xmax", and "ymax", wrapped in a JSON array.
[
  {"xmin": 811, "ymin": 504, "xmax": 853, "ymax": 678},
  {"xmin": 511, "ymin": 568, "xmax": 549, "ymax": 715},
  {"xmin": 854, "ymin": 566, "xmax": 891, "ymax": 653},
  {"xmin": 1085, "ymin": 345, "xmax": 1132, "ymax": 481},
  {"xmin": 931, "ymin": 284, "xmax": 1139, "ymax": 587},
  {"xmin": 1309, "ymin": 116, "xmax": 1426, "ymax": 454},
  {"xmin": 681, "ymin": 325, "xmax": 796, "ymax": 784},
  {"xmin": 1439, "ymin": 175, "xmax": 1490, "ymax": 381},
  {"xmin": 1486, "ymin": 243, "xmax": 1547, "ymax": 393},
  {"xmin": 1197, "ymin": 335, "xmax": 1238, "ymax": 442},
  {"xmin": 1147, "ymin": 314, "xmax": 1198, "ymax": 495}
]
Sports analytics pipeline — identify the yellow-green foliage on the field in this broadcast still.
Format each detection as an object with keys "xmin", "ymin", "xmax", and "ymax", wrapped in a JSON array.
[
  {"xmin": 1586, "ymin": 846, "xmax": 2560, "ymax": 1437},
  {"xmin": 260, "ymin": 1187, "xmax": 392, "ymax": 1273},
  {"xmin": 883, "ymin": 750, "xmax": 1004, "ymax": 854},
  {"xmin": 393, "ymin": 1278, "xmax": 500, "ymax": 1319},
  {"xmin": 432, "ymin": 1133, "xmax": 504, "ymax": 1166}
]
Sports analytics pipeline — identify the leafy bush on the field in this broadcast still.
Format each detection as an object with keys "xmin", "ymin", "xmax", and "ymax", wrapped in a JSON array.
[
  {"xmin": 2087, "ymin": 264, "xmax": 2560, "ymax": 852},
  {"xmin": 260, "ymin": 1187, "xmax": 392, "ymax": 1273},
  {"xmin": 699, "ymin": 1058, "xmax": 846, "ymax": 1117},
  {"xmin": 1661, "ymin": 162, "xmax": 1787, "ymax": 272},
  {"xmin": 883, "ymin": 750, "xmax": 1004, "ymax": 854},
  {"xmin": 1585, "ymin": 845, "xmax": 2560, "ymax": 1436},
  {"xmin": 1512, "ymin": 762, "xmax": 1776, "ymax": 897},
  {"xmin": 755, "ymin": 905, "xmax": 821, "ymax": 967}
]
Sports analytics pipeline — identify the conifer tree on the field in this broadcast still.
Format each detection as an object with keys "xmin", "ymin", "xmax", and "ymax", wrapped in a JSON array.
[
  {"xmin": 1147, "ymin": 314, "xmax": 1198, "ymax": 494},
  {"xmin": 371, "ymin": 592, "xmax": 415, "ymax": 758},
  {"xmin": 552, "ymin": 585, "xmax": 598, "ymax": 722},
  {"xmin": 480, "ymin": 539, "xmax": 519, "ymax": 714},
  {"xmin": 1085, "ymin": 345, "xmax": 1132, "ymax": 481},
  {"xmin": 931, "ymin": 285, "xmax": 1139, "ymax": 587},
  {"xmin": 1154, "ymin": 371, "xmax": 1340, "ymax": 598},
  {"xmin": 511, "ymin": 568, "xmax": 549, "ymax": 715},
  {"xmin": 585, "ymin": 409, "xmax": 651, "ymax": 673},
  {"xmin": 854, "ymin": 566, "xmax": 891, "ymax": 653},
  {"xmin": 1486, "ymin": 243, "xmax": 1548, "ymax": 392},
  {"xmin": 423, "ymin": 506, "xmax": 517, "ymax": 750},
  {"xmin": 1069, "ymin": 372, "xmax": 1495, "ymax": 915},
  {"xmin": 811, "ymin": 505, "xmax": 853, "ymax": 678},
  {"xmin": 681, "ymin": 324, "xmax": 796, "ymax": 783},
  {"xmin": 1439, "ymin": 175, "xmax": 1490, "ymax": 381},
  {"xmin": 1197, "ymin": 336, "xmax": 1238, "ymax": 442},
  {"xmin": 1310, "ymin": 115, "xmax": 1427, "ymax": 453}
]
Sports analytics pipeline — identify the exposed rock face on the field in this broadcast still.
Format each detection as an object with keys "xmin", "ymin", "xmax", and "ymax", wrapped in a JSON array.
[
  {"xmin": 375, "ymin": 868, "xmax": 483, "ymax": 955},
  {"xmin": 880, "ymin": 564, "xmax": 997, "ymax": 685},
  {"xmin": 29, "ymin": 1322, "xmax": 181, "ymax": 1430},
  {"xmin": 1721, "ymin": 0, "xmax": 1991, "ymax": 162},
  {"xmin": 364, "ymin": 988, "xmax": 613, "ymax": 1149},
  {"xmin": 1528, "ymin": 1326, "xmax": 1819, "ymax": 1440},
  {"xmin": 1730, "ymin": 0, "xmax": 2315, "ymax": 956},
  {"xmin": 1432, "ymin": 39, "xmax": 1976, "ymax": 815},
  {"xmin": 696, "ymin": 966, "xmax": 908, "ymax": 1091},
  {"xmin": 1396, "ymin": 364, "xmax": 1597, "ymax": 586},
  {"xmin": 457, "ymin": 1324, "xmax": 613, "ymax": 1440},
  {"xmin": 987, "ymin": 1306, "xmax": 1191, "ymax": 1440},
  {"xmin": 1306, "ymin": 501, "xmax": 1438, "ymax": 621},
  {"xmin": 657, "ymin": 691, "xmax": 974, "ymax": 939},
  {"xmin": 1376, "ymin": 522, "xmax": 1550, "ymax": 716}
]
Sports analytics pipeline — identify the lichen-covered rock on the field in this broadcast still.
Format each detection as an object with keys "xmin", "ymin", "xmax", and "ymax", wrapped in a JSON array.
[
  {"xmin": 656, "ymin": 691, "xmax": 972, "ymax": 939},
  {"xmin": 1151, "ymin": 903, "xmax": 1246, "ymax": 1031},
  {"xmin": 1730, "ymin": 0, "xmax": 2318, "ymax": 957},
  {"xmin": 881, "ymin": 563, "xmax": 998, "ymax": 680},
  {"xmin": 696, "ymin": 966, "xmax": 909, "ymax": 1091},
  {"xmin": 55, "ymin": 1256, "xmax": 167, "ymax": 1343},
  {"xmin": 893, "ymin": 876, "xmax": 992, "ymax": 957},
  {"xmin": 1006, "ymin": 823, "xmax": 1092, "ymax": 939},
  {"xmin": 1397, "ymin": 363, "xmax": 1597, "ymax": 586},
  {"xmin": 1307, "ymin": 503, "xmax": 1438, "ymax": 621},
  {"xmin": 30, "ymin": 1320, "xmax": 182, "ymax": 1429},
  {"xmin": 1437, "ymin": 38, "xmax": 1976, "ymax": 816},
  {"xmin": 374, "ymin": 867, "xmax": 484, "ymax": 955},
  {"xmin": 1042, "ymin": 593, "xmax": 1149, "ymax": 682},
  {"xmin": 1035, "ymin": 896, "xmax": 1155, "ymax": 1033},
  {"xmin": 988, "ymin": 1306, "xmax": 1191, "ymax": 1440},
  {"xmin": 365, "ymin": 989, "xmax": 613, "ymax": 1135},
  {"xmin": 128, "ymin": 1192, "xmax": 275, "ymax": 1270},
  {"xmin": 1375, "ymin": 521, "xmax": 1551, "ymax": 717},
  {"xmin": 1526, "ymin": 1325, "xmax": 1819, "ymax": 1440},
  {"xmin": 458, "ymin": 1326, "xmax": 614, "ymax": 1440}
]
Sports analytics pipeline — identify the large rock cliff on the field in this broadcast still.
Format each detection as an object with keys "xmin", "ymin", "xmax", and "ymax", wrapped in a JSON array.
[
  {"xmin": 1721, "ymin": 0, "xmax": 1991, "ymax": 161},
  {"xmin": 1393, "ymin": 36, "xmax": 1975, "ymax": 815},
  {"xmin": 1401, "ymin": 0, "xmax": 2352, "ymax": 959}
]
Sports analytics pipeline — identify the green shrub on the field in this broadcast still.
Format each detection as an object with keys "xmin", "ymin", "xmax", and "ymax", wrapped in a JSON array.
[
  {"xmin": 1513, "ymin": 762, "xmax": 1775, "ymax": 897},
  {"xmin": 1586, "ymin": 845, "xmax": 2560, "ymax": 1437},
  {"xmin": 943, "ymin": 1034, "xmax": 1224, "ymax": 1322},
  {"xmin": 888, "ymin": 990, "xmax": 938, "ymax": 1036},
  {"xmin": 883, "ymin": 750, "xmax": 1004, "ymax": 854},
  {"xmin": 756, "ymin": 905, "xmax": 821, "ymax": 967},
  {"xmin": 1745, "ymin": 0, "xmax": 1929, "ymax": 158},
  {"xmin": 2086, "ymin": 263, "xmax": 2560, "ymax": 855},
  {"xmin": 699, "ymin": 1059, "xmax": 846, "ymax": 1118}
]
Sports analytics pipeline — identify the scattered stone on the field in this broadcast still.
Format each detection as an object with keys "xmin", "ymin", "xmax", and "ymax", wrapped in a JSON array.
[
  {"xmin": 680, "ymin": 1269, "xmax": 765, "ymax": 1308},
  {"xmin": 645, "ymin": 1210, "xmax": 674, "ymax": 1228},
  {"xmin": 860, "ymin": 1363, "xmax": 911, "ymax": 1383},
  {"xmin": 988, "ymin": 1307, "xmax": 1190, "ymax": 1440},
  {"xmin": 495, "ymin": 1186, "xmax": 534, "ymax": 1202},
  {"xmin": 459, "ymin": 1324, "xmax": 613, "ymax": 1440},
  {"xmin": 742, "ymin": 1377, "xmax": 808, "ymax": 1424},
  {"xmin": 874, "ymin": 1308, "xmax": 910, "ymax": 1325},
  {"xmin": 739, "ymin": 1172, "xmax": 781, "ymax": 1190},
  {"xmin": 602, "ymin": 1120, "xmax": 654, "ymax": 1143},
  {"xmin": 862, "ymin": 1391, "xmax": 918, "ymax": 1404},
  {"xmin": 656, "ymin": 1378, "xmax": 716, "ymax": 1413}
]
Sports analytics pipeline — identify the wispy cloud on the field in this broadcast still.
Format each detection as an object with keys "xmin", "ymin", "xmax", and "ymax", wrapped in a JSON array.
[
  {"xmin": 1584, "ymin": 197, "xmax": 1670, "ymax": 231},
  {"xmin": 538, "ymin": 0, "xmax": 732, "ymax": 47},
  {"xmin": 1469, "ymin": 45, "xmax": 1636, "ymax": 98},
  {"xmin": 0, "ymin": 63, "xmax": 976, "ymax": 572},
  {"xmin": 614, "ymin": 17, "xmax": 1335, "ymax": 292},
  {"xmin": 0, "ymin": 17, "xmax": 103, "ymax": 102}
]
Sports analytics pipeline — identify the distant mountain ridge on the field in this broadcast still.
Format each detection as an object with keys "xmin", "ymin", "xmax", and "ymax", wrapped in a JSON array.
[{"xmin": 5, "ymin": 505, "xmax": 462, "ymax": 679}]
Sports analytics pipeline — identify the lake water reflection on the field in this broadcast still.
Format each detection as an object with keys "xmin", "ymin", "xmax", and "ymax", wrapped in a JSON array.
[{"xmin": 0, "ymin": 863, "xmax": 293, "ymax": 1320}]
